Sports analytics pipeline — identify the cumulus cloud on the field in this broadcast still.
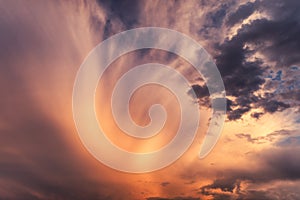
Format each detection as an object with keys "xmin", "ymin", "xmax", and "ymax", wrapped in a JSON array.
[{"xmin": 190, "ymin": 0, "xmax": 300, "ymax": 120}]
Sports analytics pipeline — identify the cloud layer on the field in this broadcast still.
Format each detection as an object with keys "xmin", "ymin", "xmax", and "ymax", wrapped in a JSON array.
[{"xmin": 0, "ymin": 0, "xmax": 299, "ymax": 200}]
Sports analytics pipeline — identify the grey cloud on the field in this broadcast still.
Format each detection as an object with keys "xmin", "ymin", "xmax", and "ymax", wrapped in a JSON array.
[
  {"xmin": 250, "ymin": 112, "xmax": 263, "ymax": 119},
  {"xmin": 147, "ymin": 197, "xmax": 201, "ymax": 200},
  {"xmin": 277, "ymin": 136, "xmax": 300, "ymax": 147},
  {"xmin": 226, "ymin": 1, "xmax": 258, "ymax": 26},
  {"xmin": 214, "ymin": 39, "xmax": 265, "ymax": 120},
  {"xmin": 199, "ymin": 1, "xmax": 235, "ymax": 41},
  {"xmin": 227, "ymin": 107, "xmax": 251, "ymax": 121},
  {"xmin": 205, "ymin": 0, "xmax": 300, "ymax": 120},
  {"xmin": 206, "ymin": 4, "xmax": 229, "ymax": 28},
  {"xmin": 190, "ymin": 85, "xmax": 209, "ymax": 99},
  {"xmin": 263, "ymin": 147, "xmax": 300, "ymax": 180},
  {"xmin": 97, "ymin": 0, "xmax": 141, "ymax": 28},
  {"xmin": 280, "ymin": 90, "xmax": 300, "ymax": 101},
  {"xmin": 201, "ymin": 178, "xmax": 237, "ymax": 193},
  {"xmin": 235, "ymin": 129, "xmax": 291, "ymax": 144},
  {"xmin": 199, "ymin": 135, "xmax": 300, "ymax": 199},
  {"xmin": 96, "ymin": 0, "xmax": 300, "ymax": 121},
  {"xmin": 262, "ymin": 100, "xmax": 290, "ymax": 113},
  {"xmin": 161, "ymin": 182, "xmax": 171, "ymax": 187},
  {"xmin": 236, "ymin": 190, "xmax": 274, "ymax": 200}
]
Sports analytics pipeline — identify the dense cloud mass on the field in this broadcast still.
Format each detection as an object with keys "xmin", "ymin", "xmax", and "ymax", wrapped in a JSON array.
[
  {"xmin": 0, "ymin": 0, "xmax": 299, "ymax": 200},
  {"xmin": 195, "ymin": 0, "xmax": 300, "ymax": 121}
]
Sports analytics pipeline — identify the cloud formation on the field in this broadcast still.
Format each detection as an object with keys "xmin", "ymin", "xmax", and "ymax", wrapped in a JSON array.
[
  {"xmin": 198, "ymin": 129, "xmax": 300, "ymax": 199},
  {"xmin": 190, "ymin": 0, "xmax": 300, "ymax": 121},
  {"xmin": 0, "ymin": 0, "xmax": 299, "ymax": 199}
]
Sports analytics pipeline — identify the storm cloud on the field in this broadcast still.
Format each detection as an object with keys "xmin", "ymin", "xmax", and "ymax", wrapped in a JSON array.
[{"xmin": 191, "ymin": 0, "xmax": 300, "ymax": 120}]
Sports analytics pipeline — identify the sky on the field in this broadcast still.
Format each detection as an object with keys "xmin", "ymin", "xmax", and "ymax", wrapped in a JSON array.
[{"xmin": 0, "ymin": 0, "xmax": 300, "ymax": 199}]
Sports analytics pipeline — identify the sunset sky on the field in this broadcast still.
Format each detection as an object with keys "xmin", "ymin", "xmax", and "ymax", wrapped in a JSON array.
[{"xmin": 1, "ymin": 0, "xmax": 300, "ymax": 200}]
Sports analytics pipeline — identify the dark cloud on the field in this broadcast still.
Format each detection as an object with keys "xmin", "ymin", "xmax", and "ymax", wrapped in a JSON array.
[
  {"xmin": 161, "ymin": 182, "xmax": 171, "ymax": 187},
  {"xmin": 226, "ymin": 1, "xmax": 258, "ymax": 26},
  {"xmin": 251, "ymin": 112, "xmax": 263, "ymax": 119},
  {"xmin": 227, "ymin": 106, "xmax": 251, "ymax": 121},
  {"xmin": 236, "ymin": 190, "xmax": 274, "ymax": 200},
  {"xmin": 199, "ymin": 1, "xmax": 235, "ymax": 39},
  {"xmin": 263, "ymin": 147, "xmax": 300, "ymax": 180},
  {"xmin": 280, "ymin": 90, "xmax": 300, "ymax": 101},
  {"xmin": 196, "ymin": 0, "xmax": 300, "ymax": 120},
  {"xmin": 235, "ymin": 129, "xmax": 291, "ymax": 144},
  {"xmin": 96, "ymin": 0, "xmax": 299, "ymax": 122},
  {"xmin": 214, "ymin": 37, "xmax": 265, "ymax": 120},
  {"xmin": 147, "ymin": 197, "xmax": 200, "ymax": 200},
  {"xmin": 238, "ymin": 17, "xmax": 300, "ymax": 67},
  {"xmin": 262, "ymin": 100, "xmax": 290, "ymax": 113},
  {"xmin": 199, "ymin": 134, "xmax": 300, "ymax": 199},
  {"xmin": 207, "ymin": 4, "xmax": 229, "ymax": 28},
  {"xmin": 277, "ymin": 136, "xmax": 300, "ymax": 147},
  {"xmin": 190, "ymin": 85, "xmax": 209, "ymax": 99},
  {"xmin": 97, "ymin": 0, "xmax": 141, "ymax": 28},
  {"xmin": 189, "ymin": 85, "xmax": 233, "ymax": 112},
  {"xmin": 201, "ymin": 178, "xmax": 237, "ymax": 193},
  {"xmin": 253, "ymin": 0, "xmax": 300, "ymax": 61}
]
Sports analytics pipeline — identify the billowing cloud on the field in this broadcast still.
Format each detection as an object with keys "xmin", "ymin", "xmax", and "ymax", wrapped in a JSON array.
[{"xmin": 191, "ymin": 0, "xmax": 300, "ymax": 120}]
